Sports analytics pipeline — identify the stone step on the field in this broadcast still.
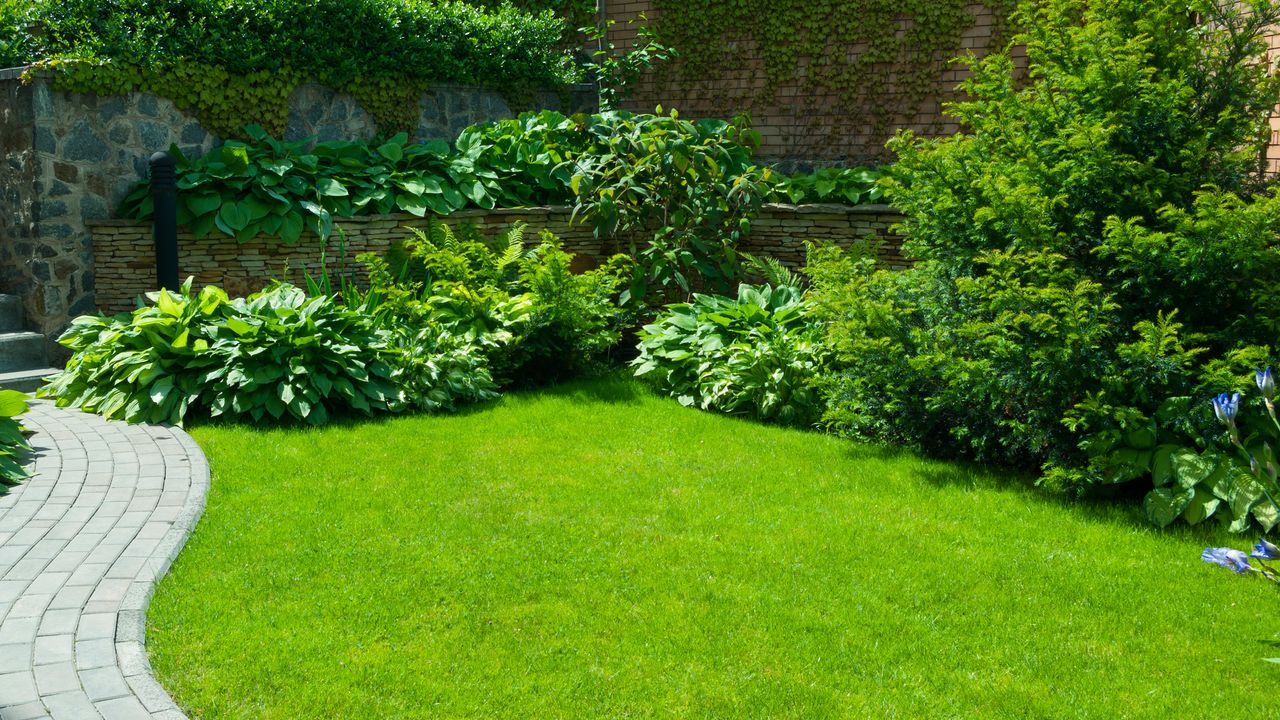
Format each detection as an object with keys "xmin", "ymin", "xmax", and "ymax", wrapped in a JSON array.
[
  {"xmin": 0, "ymin": 294, "xmax": 23, "ymax": 333},
  {"xmin": 0, "ymin": 367, "xmax": 58, "ymax": 393},
  {"xmin": 0, "ymin": 332, "xmax": 48, "ymax": 373}
]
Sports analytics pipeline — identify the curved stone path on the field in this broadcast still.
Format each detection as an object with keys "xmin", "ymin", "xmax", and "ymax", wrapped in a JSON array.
[{"xmin": 0, "ymin": 400, "xmax": 208, "ymax": 720}]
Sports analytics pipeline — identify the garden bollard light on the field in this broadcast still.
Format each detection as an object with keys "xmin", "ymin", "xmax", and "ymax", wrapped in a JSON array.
[{"xmin": 150, "ymin": 151, "xmax": 180, "ymax": 291}]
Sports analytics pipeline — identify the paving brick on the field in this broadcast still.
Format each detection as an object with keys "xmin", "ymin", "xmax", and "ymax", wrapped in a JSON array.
[
  {"xmin": 38, "ymin": 608, "xmax": 80, "ymax": 636},
  {"xmin": 0, "ymin": 700, "xmax": 51, "ymax": 720},
  {"xmin": 97, "ymin": 696, "xmax": 151, "ymax": 720},
  {"xmin": 0, "ymin": 670, "xmax": 40, "ymax": 706},
  {"xmin": 32, "ymin": 634, "xmax": 73, "ymax": 665},
  {"xmin": 74, "ymin": 638, "xmax": 115, "ymax": 670},
  {"xmin": 45, "ymin": 689, "xmax": 104, "ymax": 720},
  {"xmin": 0, "ymin": 642, "xmax": 32, "ymax": 673},
  {"xmin": 75, "ymin": 613, "xmax": 116, "ymax": 641},
  {"xmin": 34, "ymin": 660, "xmax": 80, "ymax": 695},
  {"xmin": 80, "ymin": 665, "xmax": 131, "ymax": 701},
  {"xmin": 0, "ymin": 401, "xmax": 208, "ymax": 719}
]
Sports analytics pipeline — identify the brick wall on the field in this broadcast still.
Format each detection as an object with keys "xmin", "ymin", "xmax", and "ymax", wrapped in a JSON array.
[
  {"xmin": 604, "ymin": 2, "xmax": 1019, "ymax": 166},
  {"xmin": 1267, "ymin": 26, "xmax": 1280, "ymax": 175},
  {"xmin": 89, "ymin": 204, "xmax": 906, "ymax": 314}
]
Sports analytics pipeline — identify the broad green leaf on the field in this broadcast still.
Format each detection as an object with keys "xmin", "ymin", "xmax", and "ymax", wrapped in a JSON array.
[
  {"xmin": 1180, "ymin": 486, "xmax": 1221, "ymax": 525},
  {"xmin": 316, "ymin": 178, "xmax": 349, "ymax": 197},
  {"xmin": 1150, "ymin": 444, "xmax": 1177, "ymax": 486},
  {"xmin": 0, "ymin": 390, "xmax": 28, "ymax": 418},
  {"xmin": 224, "ymin": 317, "xmax": 256, "ymax": 337},
  {"xmin": 1171, "ymin": 449, "xmax": 1215, "ymax": 491},
  {"xmin": 218, "ymin": 200, "xmax": 253, "ymax": 232},
  {"xmin": 187, "ymin": 192, "xmax": 222, "ymax": 217},
  {"xmin": 1254, "ymin": 500, "xmax": 1280, "ymax": 532},
  {"xmin": 1144, "ymin": 486, "xmax": 1194, "ymax": 528},
  {"xmin": 221, "ymin": 145, "xmax": 251, "ymax": 173},
  {"xmin": 377, "ymin": 142, "xmax": 404, "ymax": 163},
  {"xmin": 396, "ymin": 194, "xmax": 428, "ymax": 217}
]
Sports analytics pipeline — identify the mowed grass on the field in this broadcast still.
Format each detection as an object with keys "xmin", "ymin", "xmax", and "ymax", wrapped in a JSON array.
[{"xmin": 150, "ymin": 376, "xmax": 1273, "ymax": 719}]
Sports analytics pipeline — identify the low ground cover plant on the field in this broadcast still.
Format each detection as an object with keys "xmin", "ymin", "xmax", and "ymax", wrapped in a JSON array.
[
  {"xmin": 363, "ymin": 221, "xmax": 631, "ymax": 387},
  {"xmin": 812, "ymin": 0, "xmax": 1280, "ymax": 531}
]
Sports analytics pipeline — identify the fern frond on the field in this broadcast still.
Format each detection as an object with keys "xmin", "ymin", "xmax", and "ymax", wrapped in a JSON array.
[
  {"xmin": 496, "ymin": 222, "xmax": 527, "ymax": 271},
  {"xmin": 742, "ymin": 252, "xmax": 802, "ymax": 288}
]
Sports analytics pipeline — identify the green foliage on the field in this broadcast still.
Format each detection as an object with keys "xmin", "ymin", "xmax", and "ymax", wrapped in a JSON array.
[
  {"xmin": 766, "ymin": 167, "xmax": 884, "ymax": 206},
  {"xmin": 816, "ymin": 0, "xmax": 1280, "ymax": 530},
  {"xmin": 0, "ymin": 0, "xmax": 37, "ymax": 69},
  {"xmin": 380, "ymin": 324, "xmax": 500, "ymax": 414},
  {"xmin": 202, "ymin": 284, "xmax": 397, "ymax": 425},
  {"xmin": 462, "ymin": 0, "xmax": 596, "ymax": 47},
  {"xmin": 634, "ymin": 283, "xmax": 826, "ymax": 426},
  {"xmin": 581, "ymin": 14, "xmax": 676, "ymax": 111},
  {"xmin": 40, "ymin": 280, "xmax": 397, "ymax": 426},
  {"xmin": 118, "ymin": 126, "xmax": 519, "ymax": 243},
  {"xmin": 457, "ymin": 110, "xmax": 593, "ymax": 207},
  {"xmin": 364, "ymin": 221, "xmax": 631, "ymax": 387},
  {"xmin": 568, "ymin": 110, "xmax": 771, "ymax": 301},
  {"xmin": 649, "ymin": 0, "xmax": 1014, "ymax": 141},
  {"xmin": 17, "ymin": 0, "xmax": 574, "ymax": 136},
  {"xmin": 119, "ymin": 111, "xmax": 788, "ymax": 307},
  {"xmin": 0, "ymin": 390, "xmax": 31, "ymax": 487}
]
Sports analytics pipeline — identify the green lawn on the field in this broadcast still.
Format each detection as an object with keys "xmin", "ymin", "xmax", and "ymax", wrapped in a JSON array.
[{"xmin": 149, "ymin": 377, "xmax": 1273, "ymax": 719}]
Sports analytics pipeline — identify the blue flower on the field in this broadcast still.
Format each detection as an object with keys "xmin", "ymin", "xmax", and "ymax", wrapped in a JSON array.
[
  {"xmin": 1212, "ymin": 392, "xmax": 1240, "ymax": 425},
  {"xmin": 1258, "ymin": 367, "xmax": 1276, "ymax": 400},
  {"xmin": 1252, "ymin": 539, "xmax": 1280, "ymax": 561},
  {"xmin": 1203, "ymin": 547, "xmax": 1255, "ymax": 574}
]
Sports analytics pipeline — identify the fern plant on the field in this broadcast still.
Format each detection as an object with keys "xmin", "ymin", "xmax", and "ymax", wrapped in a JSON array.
[{"xmin": 362, "ymin": 223, "xmax": 630, "ymax": 386}]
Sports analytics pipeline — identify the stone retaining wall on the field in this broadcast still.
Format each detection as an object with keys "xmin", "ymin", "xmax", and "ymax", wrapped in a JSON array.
[
  {"xmin": 90, "ymin": 204, "xmax": 905, "ymax": 315},
  {"xmin": 0, "ymin": 69, "xmax": 594, "ymax": 354}
]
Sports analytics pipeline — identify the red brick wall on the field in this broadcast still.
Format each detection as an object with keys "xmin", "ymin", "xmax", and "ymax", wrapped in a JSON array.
[
  {"xmin": 604, "ymin": 2, "xmax": 1016, "ymax": 165},
  {"xmin": 1267, "ymin": 25, "xmax": 1280, "ymax": 175},
  {"xmin": 607, "ymin": 2, "xmax": 1280, "ymax": 171}
]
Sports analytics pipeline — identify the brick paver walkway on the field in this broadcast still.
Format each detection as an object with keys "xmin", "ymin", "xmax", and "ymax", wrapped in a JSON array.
[{"xmin": 0, "ymin": 401, "xmax": 208, "ymax": 720}]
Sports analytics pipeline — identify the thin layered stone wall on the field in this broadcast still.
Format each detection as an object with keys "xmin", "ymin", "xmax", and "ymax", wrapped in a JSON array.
[{"xmin": 90, "ymin": 204, "xmax": 906, "ymax": 315}]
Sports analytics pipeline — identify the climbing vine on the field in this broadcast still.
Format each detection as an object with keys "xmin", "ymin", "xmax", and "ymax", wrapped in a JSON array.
[
  {"xmin": 13, "ymin": 0, "xmax": 576, "ymax": 139},
  {"xmin": 40, "ymin": 59, "xmax": 299, "ymax": 138},
  {"xmin": 648, "ymin": 0, "xmax": 1016, "ymax": 153}
]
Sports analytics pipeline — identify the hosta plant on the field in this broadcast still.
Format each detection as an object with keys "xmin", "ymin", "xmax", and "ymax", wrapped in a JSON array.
[
  {"xmin": 201, "ymin": 284, "xmax": 396, "ymax": 425},
  {"xmin": 766, "ymin": 166, "xmax": 884, "ymax": 206},
  {"xmin": 633, "ymin": 283, "xmax": 826, "ymax": 426},
  {"xmin": 384, "ymin": 323, "xmax": 500, "ymax": 413},
  {"xmin": 40, "ymin": 279, "xmax": 396, "ymax": 426},
  {"xmin": 41, "ymin": 281, "xmax": 227, "ymax": 424},
  {"xmin": 0, "ymin": 390, "xmax": 31, "ymax": 487}
]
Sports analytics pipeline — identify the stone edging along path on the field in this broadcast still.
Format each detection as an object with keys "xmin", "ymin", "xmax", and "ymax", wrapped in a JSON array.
[{"xmin": 0, "ymin": 400, "xmax": 209, "ymax": 720}]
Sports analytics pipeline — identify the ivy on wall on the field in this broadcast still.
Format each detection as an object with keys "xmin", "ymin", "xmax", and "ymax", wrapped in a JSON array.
[
  {"xmin": 13, "ymin": 0, "xmax": 578, "ymax": 139},
  {"xmin": 43, "ymin": 59, "xmax": 301, "ymax": 137},
  {"xmin": 647, "ymin": 0, "xmax": 1016, "ymax": 151}
]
